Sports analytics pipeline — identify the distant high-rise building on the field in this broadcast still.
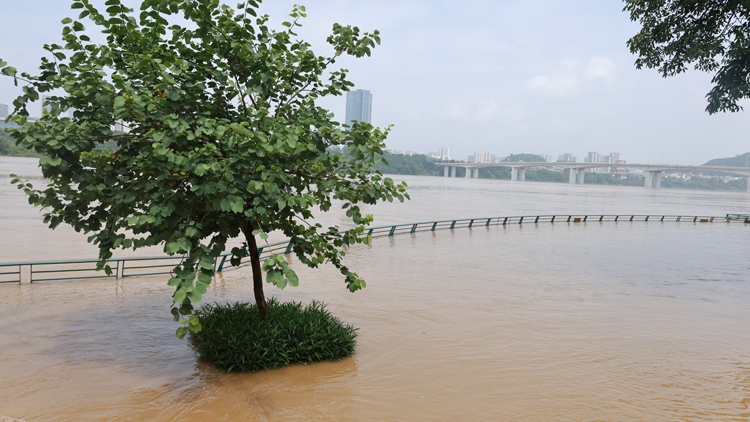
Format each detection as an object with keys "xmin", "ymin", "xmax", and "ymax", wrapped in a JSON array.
[
  {"xmin": 474, "ymin": 151, "xmax": 491, "ymax": 163},
  {"xmin": 585, "ymin": 151, "xmax": 622, "ymax": 173},
  {"xmin": 557, "ymin": 153, "xmax": 576, "ymax": 162},
  {"xmin": 113, "ymin": 119, "xmax": 126, "ymax": 133},
  {"xmin": 467, "ymin": 155, "xmax": 476, "ymax": 163},
  {"xmin": 41, "ymin": 95, "xmax": 52, "ymax": 117},
  {"xmin": 438, "ymin": 147, "xmax": 450, "ymax": 160},
  {"xmin": 345, "ymin": 89, "xmax": 372, "ymax": 127},
  {"xmin": 542, "ymin": 154, "xmax": 554, "ymax": 163},
  {"xmin": 0, "ymin": 103, "xmax": 8, "ymax": 118}
]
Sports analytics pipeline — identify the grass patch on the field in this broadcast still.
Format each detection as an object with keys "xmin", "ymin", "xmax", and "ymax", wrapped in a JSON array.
[{"xmin": 193, "ymin": 298, "xmax": 357, "ymax": 372}]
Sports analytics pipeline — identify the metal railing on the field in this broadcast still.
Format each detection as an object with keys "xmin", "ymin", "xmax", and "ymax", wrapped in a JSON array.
[{"xmin": 1, "ymin": 213, "xmax": 746, "ymax": 284}]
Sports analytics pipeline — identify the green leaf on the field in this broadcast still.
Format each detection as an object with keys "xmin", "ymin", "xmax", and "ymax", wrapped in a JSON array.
[
  {"xmin": 96, "ymin": 94, "xmax": 111, "ymax": 105},
  {"xmin": 267, "ymin": 269, "xmax": 284, "ymax": 288},
  {"xmin": 39, "ymin": 156, "xmax": 62, "ymax": 166},
  {"xmin": 176, "ymin": 326, "xmax": 188, "ymax": 339},
  {"xmin": 187, "ymin": 290, "xmax": 202, "ymax": 302},
  {"xmin": 173, "ymin": 289, "xmax": 187, "ymax": 304},
  {"xmin": 113, "ymin": 95, "xmax": 126, "ymax": 110},
  {"xmin": 230, "ymin": 199, "xmax": 243, "ymax": 213},
  {"xmin": 61, "ymin": 17, "xmax": 73, "ymax": 24},
  {"xmin": 197, "ymin": 270, "xmax": 212, "ymax": 282},
  {"xmin": 283, "ymin": 268, "xmax": 299, "ymax": 287},
  {"xmin": 165, "ymin": 242, "xmax": 179, "ymax": 254},
  {"xmin": 177, "ymin": 237, "xmax": 192, "ymax": 252}
]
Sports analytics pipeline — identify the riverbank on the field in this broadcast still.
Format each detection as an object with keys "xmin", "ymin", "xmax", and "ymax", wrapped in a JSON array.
[{"xmin": 374, "ymin": 152, "xmax": 750, "ymax": 192}]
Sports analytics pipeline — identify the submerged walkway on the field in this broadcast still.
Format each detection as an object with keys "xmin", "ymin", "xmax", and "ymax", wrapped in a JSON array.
[{"xmin": 1, "ymin": 213, "xmax": 747, "ymax": 284}]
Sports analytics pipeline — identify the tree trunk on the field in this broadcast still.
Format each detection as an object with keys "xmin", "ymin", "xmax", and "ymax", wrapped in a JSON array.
[{"xmin": 241, "ymin": 220, "xmax": 271, "ymax": 317}]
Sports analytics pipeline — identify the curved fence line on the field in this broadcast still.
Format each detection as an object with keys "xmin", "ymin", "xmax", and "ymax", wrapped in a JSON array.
[{"xmin": 1, "ymin": 213, "xmax": 748, "ymax": 284}]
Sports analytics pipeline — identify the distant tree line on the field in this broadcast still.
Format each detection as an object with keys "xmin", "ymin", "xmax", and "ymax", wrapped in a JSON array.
[
  {"xmin": 703, "ymin": 152, "xmax": 750, "ymax": 168},
  {"xmin": 0, "ymin": 129, "xmax": 123, "ymax": 157},
  {"xmin": 0, "ymin": 128, "xmax": 39, "ymax": 157},
  {"xmin": 506, "ymin": 153, "xmax": 545, "ymax": 162}
]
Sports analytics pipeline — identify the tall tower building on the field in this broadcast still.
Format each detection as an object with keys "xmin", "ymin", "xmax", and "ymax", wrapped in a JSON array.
[
  {"xmin": 0, "ymin": 103, "xmax": 8, "ymax": 118},
  {"xmin": 41, "ymin": 95, "xmax": 52, "ymax": 117},
  {"xmin": 345, "ymin": 89, "xmax": 372, "ymax": 127}
]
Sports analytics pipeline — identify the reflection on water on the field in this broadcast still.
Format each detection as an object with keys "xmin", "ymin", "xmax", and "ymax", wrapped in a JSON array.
[{"xmin": 1, "ymin": 156, "xmax": 750, "ymax": 421}]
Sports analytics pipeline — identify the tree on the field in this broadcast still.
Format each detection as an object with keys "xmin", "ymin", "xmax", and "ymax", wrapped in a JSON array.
[
  {"xmin": 506, "ymin": 153, "xmax": 545, "ymax": 162},
  {"xmin": 625, "ymin": 0, "xmax": 750, "ymax": 114},
  {"xmin": 1, "ymin": 0, "xmax": 408, "ymax": 338}
]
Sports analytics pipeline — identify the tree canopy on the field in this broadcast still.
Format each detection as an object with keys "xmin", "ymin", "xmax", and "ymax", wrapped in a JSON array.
[
  {"xmin": 1, "ymin": 0, "xmax": 408, "ymax": 338},
  {"xmin": 625, "ymin": 0, "xmax": 750, "ymax": 113},
  {"xmin": 506, "ymin": 153, "xmax": 545, "ymax": 163}
]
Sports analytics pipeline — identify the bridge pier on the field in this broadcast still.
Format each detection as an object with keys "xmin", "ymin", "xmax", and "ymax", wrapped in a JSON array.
[
  {"xmin": 511, "ymin": 167, "xmax": 526, "ymax": 181},
  {"xmin": 443, "ymin": 166, "xmax": 449, "ymax": 177},
  {"xmin": 747, "ymin": 176, "xmax": 750, "ymax": 193},
  {"xmin": 654, "ymin": 171, "xmax": 662, "ymax": 188},
  {"xmin": 568, "ymin": 168, "xmax": 584, "ymax": 184},
  {"xmin": 576, "ymin": 169, "xmax": 585, "ymax": 184},
  {"xmin": 645, "ymin": 171, "xmax": 662, "ymax": 188},
  {"xmin": 464, "ymin": 167, "xmax": 471, "ymax": 178},
  {"xmin": 449, "ymin": 166, "xmax": 456, "ymax": 177},
  {"xmin": 472, "ymin": 168, "xmax": 480, "ymax": 179}
]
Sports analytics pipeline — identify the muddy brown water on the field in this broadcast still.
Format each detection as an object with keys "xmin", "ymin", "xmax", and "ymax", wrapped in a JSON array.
[{"xmin": 1, "ymin": 156, "xmax": 750, "ymax": 421}]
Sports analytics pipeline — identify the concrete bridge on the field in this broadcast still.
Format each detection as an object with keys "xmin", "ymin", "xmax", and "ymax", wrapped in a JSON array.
[{"xmin": 435, "ymin": 162, "xmax": 750, "ymax": 192}]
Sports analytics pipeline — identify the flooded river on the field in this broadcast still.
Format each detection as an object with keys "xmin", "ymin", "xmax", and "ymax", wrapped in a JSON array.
[{"xmin": 1, "ymin": 156, "xmax": 750, "ymax": 421}]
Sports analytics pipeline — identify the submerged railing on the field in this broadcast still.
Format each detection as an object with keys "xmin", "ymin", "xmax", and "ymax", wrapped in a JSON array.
[{"xmin": 1, "ymin": 213, "xmax": 747, "ymax": 284}]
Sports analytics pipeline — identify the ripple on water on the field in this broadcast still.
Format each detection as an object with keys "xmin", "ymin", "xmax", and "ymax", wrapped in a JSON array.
[{"xmin": 1, "ymin": 223, "xmax": 750, "ymax": 421}]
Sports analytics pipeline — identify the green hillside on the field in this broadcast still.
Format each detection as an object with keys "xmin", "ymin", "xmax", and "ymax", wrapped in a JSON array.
[{"xmin": 702, "ymin": 152, "xmax": 750, "ymax": 168}]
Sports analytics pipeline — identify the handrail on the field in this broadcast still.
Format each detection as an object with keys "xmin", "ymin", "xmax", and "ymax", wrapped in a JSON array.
[{"xmin": 1, "ymin": 213, "xmax": 747, "ymax": 284}]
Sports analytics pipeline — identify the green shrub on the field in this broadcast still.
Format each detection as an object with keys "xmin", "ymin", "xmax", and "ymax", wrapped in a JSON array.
[{"xmin": 193, "ymin": 298, "xmax": 357, "ymax": 372}]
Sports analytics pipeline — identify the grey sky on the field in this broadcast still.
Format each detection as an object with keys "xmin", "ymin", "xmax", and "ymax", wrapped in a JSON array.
[{"xmin": 1, "ymin": 0, "xmax": 747, "ymax": 164}]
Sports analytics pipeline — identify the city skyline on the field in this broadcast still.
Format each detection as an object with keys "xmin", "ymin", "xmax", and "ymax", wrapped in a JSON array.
[{"xmin": 1, "ymin": 1, "xmax": 749, "ymax": 164}]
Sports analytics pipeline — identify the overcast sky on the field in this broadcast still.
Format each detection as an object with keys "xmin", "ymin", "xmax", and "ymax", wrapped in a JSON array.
[{"xmin": 1, "ymin": 0, "xmax": 748, "ymax": 164}]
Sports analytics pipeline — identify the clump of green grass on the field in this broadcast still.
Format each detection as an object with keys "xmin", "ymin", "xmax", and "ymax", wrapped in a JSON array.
[{"xmin": 192, "ymin": 298, "xmax": 357, "ymax": 372}]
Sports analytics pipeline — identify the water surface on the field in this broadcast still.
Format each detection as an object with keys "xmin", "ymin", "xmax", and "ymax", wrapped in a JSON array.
[{"xmin": 1, "ymin": 156, "xmax": 749, "ymax": 421}]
